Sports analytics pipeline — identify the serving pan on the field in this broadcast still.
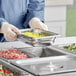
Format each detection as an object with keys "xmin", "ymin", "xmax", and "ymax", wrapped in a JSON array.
[
  {"xmin": 53, "ymin": 43, "xmax": 76, "ymax": 57},
  {"xmin": 17, "ymin": 29, "xmax": 60, "ymax": 46},
  {"xmin": 0, "ymin": 59, "xmax": 29, "ymax": 76},
  {"xmin": 11, "ymin": 58, "xmax": 76, "ymax": 76},
  {"xmin": 0, "ymin": 47, "xmax": 38, "ymax": 62},
  {"xmin": 10, "ymin": 46, "xmax": 67, "ymax": 65}
]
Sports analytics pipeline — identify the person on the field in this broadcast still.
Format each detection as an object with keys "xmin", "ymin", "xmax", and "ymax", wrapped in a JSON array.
[{"xmin": 0, "ymin": 0, "xmax": 48, "ymax": 42}]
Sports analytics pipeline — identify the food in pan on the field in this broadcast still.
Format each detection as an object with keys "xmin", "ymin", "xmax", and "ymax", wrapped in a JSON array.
[
  {"xmin": 0, "ymin": 65, "xmax": 18, "ymax": 76},
  {"xmin": 0, "ymin": 49, "xmax": 28, "ymax": 59},
  {"xmin": 23, "ymin": 31, "xmax": 45, "ymax": 38},
  {"xmin": 63, "ymin": 43, "xmax": 76, "ymax": 52}
]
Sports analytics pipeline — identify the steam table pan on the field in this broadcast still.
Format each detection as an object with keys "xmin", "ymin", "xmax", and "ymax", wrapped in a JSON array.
[
  {"xmin": 0, "ymin": 59, "xmax": 30, "ymax": 76},
  {"xmin": 53, "ymin": 43, "xmax": 76, "ymax": 57},
  {"xmin": 17, "ymin": 29, "xmax": 60, "ymax": 46},
  {"xmin": 0, "ymin": 47, "xmax": 38, "ymax": 62}
]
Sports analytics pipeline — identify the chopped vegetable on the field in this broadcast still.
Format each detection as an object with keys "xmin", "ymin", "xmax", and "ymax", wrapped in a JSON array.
[
  {"xmin": 0, "ymin": 65, "xmax": 18, "ymax": 76},
  {"xmin": 64, "ymin": 43, "xmax": 76, "ymax": 52},
  {"xmin": 23, "ymin": 31, "xmax": 45, "ymax": 38},
  {"xmin": 0, "ymin": 49, "xmax": 28, "ymax": 59}
]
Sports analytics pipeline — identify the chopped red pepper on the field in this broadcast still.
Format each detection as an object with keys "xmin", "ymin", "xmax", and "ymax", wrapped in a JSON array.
[
  {"xmin": 0, "ymin": 65, "xmax": 18, "ymax": 76},
  {"xmin": 3, "ymin": 70, "xmax": 10, "ymax": 74}
]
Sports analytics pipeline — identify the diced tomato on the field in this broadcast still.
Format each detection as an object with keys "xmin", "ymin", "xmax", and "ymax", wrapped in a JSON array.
[
  {"xmin": 3, "ymin": 70, "xmax": 10, "ymax": 74},
  {"xmin": 0, "ymin": 49, "xmax": 29, "ymax": 59}
]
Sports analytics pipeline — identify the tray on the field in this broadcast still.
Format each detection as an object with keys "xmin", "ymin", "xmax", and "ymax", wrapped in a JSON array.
[
  {"xmin": 0, "ymin": 59, "xmax": 29, "ymax": 76},
  {"xmin": 17, "ymin": 29, "xmax": 60, "ymax": 46},
  {"xmin": 53, "ymin": 43, "xmax": 76, "ymax": 57},
  {"xmin": 10, "ymin": 46, "xmax": 67, "ymax": 65},
  {"xmin": 11, "ymin": 58, "xmax": 76, "ymax": 76},
  {"xmin": 0, "ymin": 47, "xmax": 38, "ymax": 62}
]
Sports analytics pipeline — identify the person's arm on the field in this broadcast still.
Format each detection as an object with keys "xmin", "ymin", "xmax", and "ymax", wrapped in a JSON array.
[{"xmin": 23, "ymin": 0, "xmax": 48, "ymax": 30}]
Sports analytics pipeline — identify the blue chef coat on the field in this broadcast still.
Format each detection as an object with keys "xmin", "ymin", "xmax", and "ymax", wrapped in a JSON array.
[{"xmin": 0, "ymin": 0, "xmax": 45, "ymax": 42}]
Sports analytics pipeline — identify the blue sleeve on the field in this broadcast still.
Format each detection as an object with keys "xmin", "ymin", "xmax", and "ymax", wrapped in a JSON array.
[
  {"xmin": 0, "ymin": 0, "xmax": 6, "ymax": 28},
  {"xmin": 0, "ymin": 18, "xmax": 6, "ymax": 28},
  {"xmin": 23, "ymin": 0, "xmax": 45, "ymax": 27}
]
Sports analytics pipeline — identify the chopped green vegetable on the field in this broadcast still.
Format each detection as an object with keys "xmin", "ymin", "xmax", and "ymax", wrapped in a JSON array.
[{"xmin": 63, "ymin": 43, "xmax": 76, "ymax": 52}]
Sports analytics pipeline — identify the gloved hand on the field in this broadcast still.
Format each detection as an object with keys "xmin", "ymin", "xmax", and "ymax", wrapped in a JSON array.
[
  {"xmin": 29, "ymin": 17, "xmax": 48, "ymax": 30},
  {"xmin": 1, "ymin": 22, "xmax": 21, "ymax": 41}
]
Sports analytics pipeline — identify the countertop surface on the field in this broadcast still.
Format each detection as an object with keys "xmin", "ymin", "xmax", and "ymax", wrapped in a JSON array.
[
  {"xmin": 53, "ymin": 36, "xmax": 76, "ymax": 45},
  {"xmin": 0, "ymin": 41, "xmax": 32, "ymax": 49},
  {"xmin": 0, "ymin": 37, "xmax": 76, "ymax": 49}
]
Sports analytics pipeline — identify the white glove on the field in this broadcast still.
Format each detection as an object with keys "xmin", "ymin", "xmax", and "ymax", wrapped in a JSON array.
[
  {"xmin": 1, "ymin": 22, "xmax": 21, "ymax": 41},
  {"xmin": 29, "ymin": 17, "xmax": 48, "ymax": 30}
]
